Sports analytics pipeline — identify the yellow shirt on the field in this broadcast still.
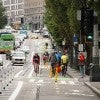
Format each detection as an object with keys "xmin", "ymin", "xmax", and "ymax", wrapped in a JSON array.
[{"xmin": 61, "ymin": 55, "xmax": 68, "ymax": 64}]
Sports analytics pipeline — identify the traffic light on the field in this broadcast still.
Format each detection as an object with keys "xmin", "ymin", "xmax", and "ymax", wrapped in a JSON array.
[
  {"xmin": 81, "ymin": 8, "xmax": 94, "ymax": 35},
  {"xmin": 85, "ymin": 34, "xmax": 93, "ymax": 43}
]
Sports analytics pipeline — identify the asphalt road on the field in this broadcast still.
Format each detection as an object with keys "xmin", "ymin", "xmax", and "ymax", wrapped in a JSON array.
[{"xmin": 0, "ymin": 35, "xmax": 100, "ymax": 100}]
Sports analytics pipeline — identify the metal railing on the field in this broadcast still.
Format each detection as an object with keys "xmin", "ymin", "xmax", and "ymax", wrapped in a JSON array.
[{"xmin": 0, "ymin": 63, "xmax": 14, "ymax": 94}]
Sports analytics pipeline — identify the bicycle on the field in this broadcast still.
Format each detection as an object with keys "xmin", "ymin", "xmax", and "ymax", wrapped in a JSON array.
[
  {"xmin": 61, "ymin": 64, "xmax": 67, "ymax": 77},
  {"xmin": 34, "ymin": 63, "xmax": 39, "ymax": 76},
  {"xmin": 78, "ymin": 76, "xmax": 85, "ymax": 82}
]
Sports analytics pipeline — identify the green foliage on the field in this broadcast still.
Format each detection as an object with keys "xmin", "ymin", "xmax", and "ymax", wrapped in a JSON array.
[
  {"xmin": 45, "ymin": 0, "xmax": 79, "ymax": 46},
  {"xmin": 0, "ymin": 2, "xmax": 7, "ymax": 29},
  {"xmin": 44, "ymin": 0, "xmax": 100, "ymax": 46}
]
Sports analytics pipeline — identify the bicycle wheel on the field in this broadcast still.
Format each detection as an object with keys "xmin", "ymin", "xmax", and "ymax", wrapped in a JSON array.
[
  {"xmin": 78, "ymin": 76, "xmax": 84, "ymax": 82},
  {"xmin": 34, "ymin": 63, "xmax": 39, "ymax": 76},
  {"xmin": 62, "ymin": 65, "xmax": 66, "ymax": 77}
]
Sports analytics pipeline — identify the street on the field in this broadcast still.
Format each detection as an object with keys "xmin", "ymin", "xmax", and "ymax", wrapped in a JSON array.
[{"xmin": 0, "ymin": 34, "xmax": 100, "ymax": 100}]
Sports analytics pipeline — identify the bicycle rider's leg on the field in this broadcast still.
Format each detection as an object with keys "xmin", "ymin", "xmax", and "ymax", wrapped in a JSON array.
[
  {"xmin": 37, "ymin": 64, "xmax": 39, "ymax": 73},
  {"xmin": 64, "ymin": 65, "xmax": 66, "ymax": 77},
  {"xmin": 61, "ymin": 65, "xmax": 64, "ymax": 76},
  {"xmin": 34, "ymin": 63, "xmax": 36, "ymax": 72}
]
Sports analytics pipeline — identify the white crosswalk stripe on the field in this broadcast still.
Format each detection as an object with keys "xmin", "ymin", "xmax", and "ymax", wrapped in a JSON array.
[{"xmin": 29, "ymin": 78, "xmax": 78, "ymax": 86}]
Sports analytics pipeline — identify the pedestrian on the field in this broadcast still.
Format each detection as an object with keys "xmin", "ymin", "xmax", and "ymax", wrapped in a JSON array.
[
  {"xmin": 49, "ymin": 52, "xmax": 57, "ymax": 77},
  {"xmin": 61, "ymin": 52, "xmax": 69, "ymax": 76},
  {"xmin": 78, "ymin": 52, "xmax": 85, "ymax": 78},
  {"xmin": 55, "ymin": 62, "xmax": 62, "ymax": 82},
  {"xmin": 55, "ymin": 51, "xmax": 62, "ymax": 66}
]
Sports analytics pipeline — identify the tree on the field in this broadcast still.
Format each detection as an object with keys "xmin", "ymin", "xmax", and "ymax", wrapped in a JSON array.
[
  {"xmin": 0, "ymin": 2, "xmax": 7, "ymax": 29},
  {"xmin": 44, "ymin": 0, "xmax": 100, "ymax": 67},
  {"xmin": 45, "ymin": 0, "xmax": 80, "ymax": 67}
]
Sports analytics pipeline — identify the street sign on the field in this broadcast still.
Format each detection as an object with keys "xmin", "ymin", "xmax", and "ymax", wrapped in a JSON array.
[
  {"xmin": 73, "ymin": 35, "xmax": 78, "ymax": 45},
  {"xmin": 78, "ymin": 44, "xmax": 83, "ymax": 51}
]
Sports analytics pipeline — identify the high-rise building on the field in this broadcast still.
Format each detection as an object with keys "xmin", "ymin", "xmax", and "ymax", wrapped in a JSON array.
[
  {"xmin": 24, "ymin": 0, "xmax": 45, "ymax": 30},
  {"xmin": 2, "ymin": 0, "xmax": 45, "ymax": 30},
  {"xmin": 2, "ymin": 0, "xmax": 24, "ymax": 25}
]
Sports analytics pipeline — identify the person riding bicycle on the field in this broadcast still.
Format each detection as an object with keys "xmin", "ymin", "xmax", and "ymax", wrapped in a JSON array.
[
  {"xmin": 33, "ymin": 53, "xmax": 40, "ymax": 73},
  {"xmin": 61, "ymin": 52, "xmax": 69, "ymax": 76}
]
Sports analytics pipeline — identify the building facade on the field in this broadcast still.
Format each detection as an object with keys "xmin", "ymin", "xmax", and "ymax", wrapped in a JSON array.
[
  {"xmin": 24, "ymin": 0, "xmax": 45, "ymax": 31},
  {"xmin": 2, "ymin": 0, "xmax": 45, "ymax": 30},
  {"xmin": 2, "ymin": 0, "xmax": 24, "ymax": 25}
]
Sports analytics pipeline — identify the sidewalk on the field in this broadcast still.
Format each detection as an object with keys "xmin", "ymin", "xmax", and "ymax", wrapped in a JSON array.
[{"xmin": 67, "ymin": 67, "xmax": 100, "ymax": 97}]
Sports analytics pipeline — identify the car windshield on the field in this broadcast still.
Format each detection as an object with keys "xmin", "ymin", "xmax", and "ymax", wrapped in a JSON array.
[
  {"xmin": 13, "ymin": 52, "xmax": 25, "ymax": 57},
  {"xmin": 21, "ymin": 46, "xmax": 29, "ymax": 50}
]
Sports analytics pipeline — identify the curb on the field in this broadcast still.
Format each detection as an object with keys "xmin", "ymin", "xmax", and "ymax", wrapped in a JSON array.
[{"xmin": 85, "ymin": 82, "xmax": 100, "ymax": 97}]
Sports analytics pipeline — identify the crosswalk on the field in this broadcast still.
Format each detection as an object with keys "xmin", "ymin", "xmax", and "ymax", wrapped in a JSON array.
[{"xmin": 28, "ymin": 77, "xmax": 79, "ymax": 86}]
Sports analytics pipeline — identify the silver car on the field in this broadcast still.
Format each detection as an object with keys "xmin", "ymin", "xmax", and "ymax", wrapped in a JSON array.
[
  {"xmin": 20, "ymin": 46, "xmax": 30, "ymax": 54},
  {"xmin": 11, "ymin": 51, "xmax": 26, "ymax": 65}
]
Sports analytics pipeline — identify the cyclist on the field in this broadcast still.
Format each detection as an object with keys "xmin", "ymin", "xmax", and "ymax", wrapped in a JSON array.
[
  {"xmin": 33, "ymin": 53, "xmax": 40, "ymax": 74},
  {"xmin": 61, "ymin": 52, "xmax": 69, "ymax": 76}
]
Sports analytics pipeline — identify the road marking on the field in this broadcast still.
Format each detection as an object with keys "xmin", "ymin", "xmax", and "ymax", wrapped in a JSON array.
[
  {"xmin": 28, "ymin": 69, "xmax": 34, "ymax": 78},
  {"xmin": 72, "ymin": 93, "xmax": 94, "ymax": 97},
  {"xmin": 29, "ymin": 79, "xmax": 35, "ymax": 82},
  {"xmin": 8, "ymin": 81, "xmax": 23, "ymax": 100},
  {"xmin": 56, "ymin": 88, "xmax": 59, "ymax": 90},
  {"xmin": 68, "ymin": 81, "xmax": 75, "ymax": 85},
  {"xmin": 36, "ymin": 79, "xmax": 43, "ymax": 83},
  {"xmin": 64, "ymin": 92, "xmax": 94, "ymax": 97},
  {"xmin": 14, "ymin": 70, "xmax": 23, "ymax": 78},
  {"xmin": 59, "ymin": 81, "xmax": 67, "ymax": 84},
  {"xmin": 71, "ymin": 90, "xmax": 80, "ymax": 92}
]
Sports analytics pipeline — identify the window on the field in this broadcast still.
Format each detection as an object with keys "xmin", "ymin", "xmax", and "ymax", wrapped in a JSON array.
[
  {"xmin": 4, "ymin": 0, "xmax": 10, "ymax": 5},
  {"xmin": 11, "ymin": 6, "xmax": 15, "ymax": 10},
  {"xmin": 18, "ymin": 0, "xmax": 23, "ymax": 3},
  {"xmin": 18, "ymin": 10, "xmax": 23, "ymax": 15},
  {"xmin": 18, "ymin": 5, "xmax": 23, "ymax": 9},
  {"xmin": 11, "ymin": 11, "xmax": 15, "ymax": 16},
  {"xmin": 11, "ymin": 0, "xmax": 16, "ymax": 4}
]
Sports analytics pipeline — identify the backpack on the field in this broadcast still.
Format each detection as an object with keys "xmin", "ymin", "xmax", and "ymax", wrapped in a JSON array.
[
  {"xmin": 50, "ymin": 55, "xmax": 57, "ymax": 63},
  {"xmin": 62, "ymin": 55, "xmax": 68, "ymax": 64},
  {"xmin": 55, "ymin": 54, "xmax": 61, "ymax": 62},
  {"xmin": 79, "ymin": 54, "xmax": 85, "ymax": 61}
]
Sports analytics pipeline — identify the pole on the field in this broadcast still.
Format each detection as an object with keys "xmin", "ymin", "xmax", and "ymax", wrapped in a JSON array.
[{"xmin": 90, "ymin": 12, "xmax": 100, "ymax": 82}]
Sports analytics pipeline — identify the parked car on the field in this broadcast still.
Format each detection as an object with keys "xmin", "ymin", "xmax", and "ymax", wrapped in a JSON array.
[
  {"xmin": 11, "ymin": 51, "xmax": 26, "ymax": 65},
  {"xmin": 20, "ymin": 46, "xmax": 30, "ymax": 54},
  {"xmin": 0, "ymin": 55, "xmax": 3, "ymax": 66}
]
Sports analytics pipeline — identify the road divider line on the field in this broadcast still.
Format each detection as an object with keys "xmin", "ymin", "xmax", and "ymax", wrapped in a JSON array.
[
  {"xmin": 28, "ymin": 69, "xmax": 34, "ymax": 78},
  {"xmin": 68, "ymin": 81, "xmax": 75, "ymax": 85},
  {"xmin": 8, "ymin": 81, "xmax": 23, "ymax": 100},
  {"xmin": 14, "ymin": 70, "xmax": 23, "ymax": 78}
]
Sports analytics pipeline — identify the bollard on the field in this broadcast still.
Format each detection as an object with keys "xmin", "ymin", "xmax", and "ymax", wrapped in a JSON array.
[
  {"xmin": 11, "ymin": 65, "xmax": 14, "ymax": 81},
  {"xmin": 7, "ymin": 67, "xmax": 10, "ymax": 86},
  {"xmin": 0, "ymin": 68, "xmax": 3, "ymax": 94},
  {"xmin": 3, "ymin": 68, "xmax": 7, "ymax": 90},
  {"xmin": 36, "ymin": 86, "xmax": 40, "ymax": 100}
]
